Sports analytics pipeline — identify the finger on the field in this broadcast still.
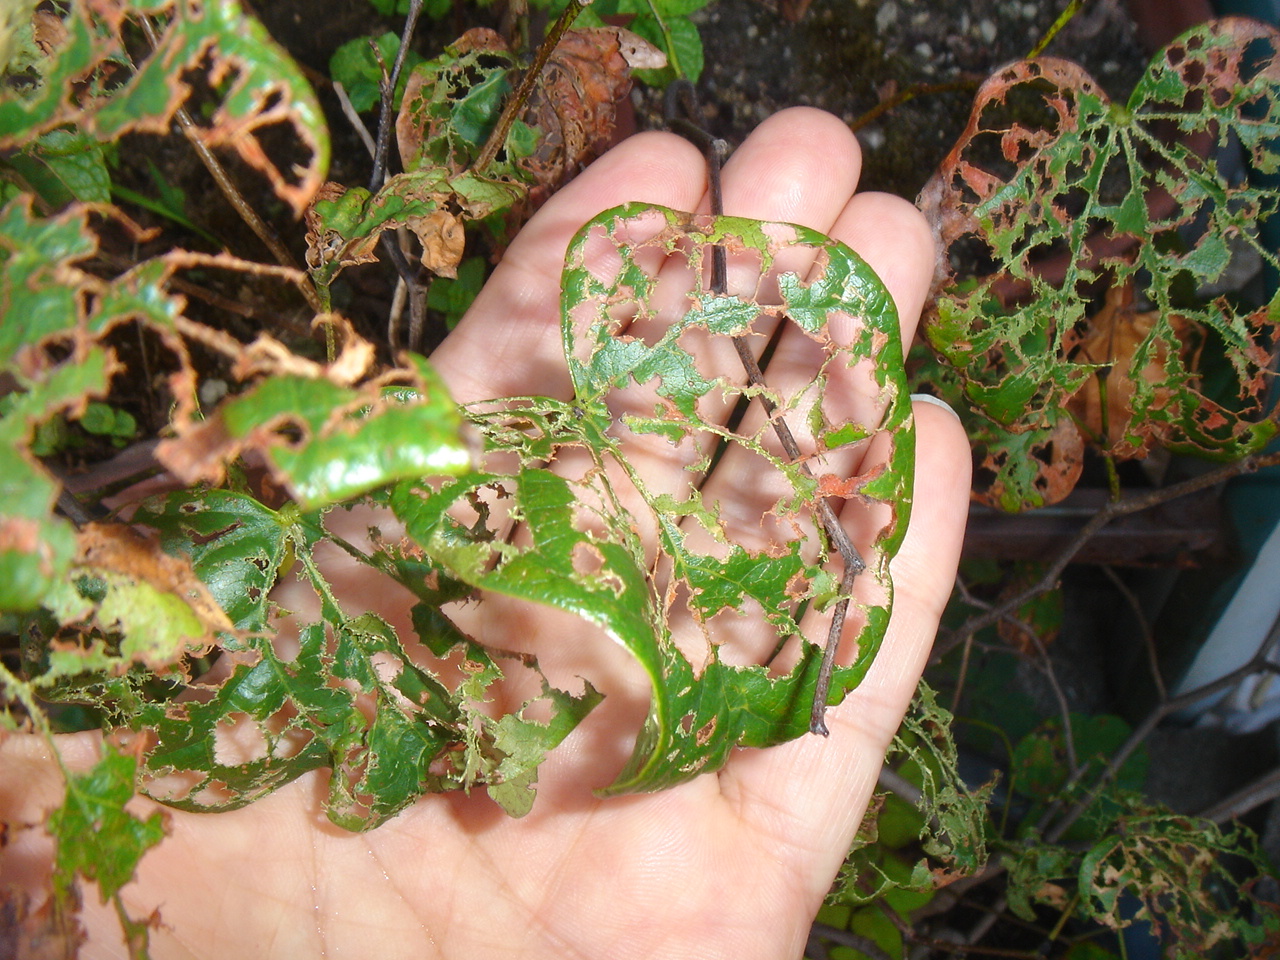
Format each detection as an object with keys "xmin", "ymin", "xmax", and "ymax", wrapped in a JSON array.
[
  {"xmin": 612, "ymin": 109, "xmax": 866, "ymax": 500},
  {"xmin": 432, "ymin": 130, "xmax": 706, "ymax": 405},
  {"xmin": 714, "ymin": 397, "xmax": 971, "ymax": 901},
  {"xmin": 686, "ymin": 193, "xmax": 935, "ymax": 663}
]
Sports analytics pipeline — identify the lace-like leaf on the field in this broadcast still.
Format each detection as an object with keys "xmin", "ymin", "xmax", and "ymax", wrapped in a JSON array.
[
  {"xmin": 920, "ymin": 19, "xmax": 1280, "ymax": 509},
  {"xmin": 394, "ymin": 202, "xmax": 914, "ymax": 793}
]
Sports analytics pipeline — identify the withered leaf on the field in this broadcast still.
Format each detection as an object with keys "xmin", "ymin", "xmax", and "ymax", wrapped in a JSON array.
[
  {"xmin": 1066, "ymin": 283, "xmax": 1202, "ymax": 458},
  {"xmin": 518, "ymin": 28, "xmax": 665, "ymax": 205},
  {"xmin": 75, "ymin": 521, "xmax": 235, "ymax": 639}
]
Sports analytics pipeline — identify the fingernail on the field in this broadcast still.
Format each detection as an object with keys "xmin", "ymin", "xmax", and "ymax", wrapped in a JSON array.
[{"xmin": 910, "ymin": 393, "xmax": 961, "ymax": 420}]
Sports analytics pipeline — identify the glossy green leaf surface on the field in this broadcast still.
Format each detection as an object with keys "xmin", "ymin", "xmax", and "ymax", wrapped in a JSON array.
[{"xmin": 164, "ymin": 354, "xmax": 473, "ymax": 511}]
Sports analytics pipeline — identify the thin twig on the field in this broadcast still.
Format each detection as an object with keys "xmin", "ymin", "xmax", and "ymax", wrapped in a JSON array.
[
  {"xmin": 806, "ymin": 922, "xmax": 894, "ymax": 960},
  {"xmin": 1101, "ymin": 564, "xmax": 1166, "ymax": 701},
  {"xmin": 935, "ymin": 450, "xmax": 1280, "ymax": 663},
  {"xmin": 137, "ymin": 16, "xmax": 322, "ymax": 314},
  {"xmin": 850, "ymin": 79, "xmax": 977, "ymax": 133},
  {"xmin": 1044, "ymin": 627, "xmax": 1280, "ymax": 844},
  {"xmin": 474, "ymin": 0, "xmax": 590, "ymax": 173},
  {"xmin": 665, "ymin": 80, "xmax": 866, "ymax": 735},
  {"xmin": 333, "ymin": 82, "xmax": 379, "ymax": 160},
  {"xmin": 370, "ymin": 0, "xmax": 425, "ymax": 190},
  {"xmin": 1025, "ymin": 0, "xmax": 1085, "ymax": 58},
  {"xmin": 1006, "ymin": 619, "xmax": 1078, "ymax": 774}
]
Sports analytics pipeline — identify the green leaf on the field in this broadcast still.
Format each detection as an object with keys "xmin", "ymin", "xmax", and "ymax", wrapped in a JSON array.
[
  {"xmin": 48, "ymin": 744, "xmax": 167, "ymax": 903},
  {"xmin": 630, "ymin": 14, "xmax": 704, "ymax": 85},
  {"xmin": 329, "ymin": 33, "xmax": 424, "ymax": 113},
  {"xmin": 0, "ymin": 127, "xmax": 110, "ymax": 206},
  {"xmin": 832, "ymin": 683, "xmax": 991, "ymax": 907},
  {"xmin": 394, "ymin": 202, "xmax": 914, "ymax": 794},
  {"xmin": 160, "ymin": 353, "xmax": 473, "ymax": 511},
  {"xmin": 396, "ymin": 37, "xmax": 521, "ymax": 174},
  {"xmin": 427, "ymin": 254, "xmax": 487, "ymax": 329},
  {"xmin": 0, "ymin": 348, "xmax": 111, "ymax": 612},
  {"xmin": 0, "ymin": 0, "xmax": 328, "ymax": 217},
  {"xmin": 921, "ymin": 20, "xmax": 1280, "ymax": 508},
  {"xmin": 1011, "ymin": 714, "xmax": 1147, "ymax": 802}
]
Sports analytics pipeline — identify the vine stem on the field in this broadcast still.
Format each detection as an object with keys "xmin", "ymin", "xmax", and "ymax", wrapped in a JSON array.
[
  {"xmin": 665, "ymin": 81, "xmax": 866, "ymax": 735},
  {"xmin": 935, "ymin": 447, "xmax": 1280, "ymax": 663},
  {"xmin": 474, "ymin": 0, "xmax": 592, "ymax": 173}
]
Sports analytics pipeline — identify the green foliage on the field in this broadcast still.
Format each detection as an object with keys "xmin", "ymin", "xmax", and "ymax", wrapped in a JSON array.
[
  {"xmin": 428, "ymin": 253, "xmax": 487, "ymax": 328},
  {"xmin": 0, "ymin": 0, "xmax": 329, "ymax": 217},
  {"xmin": 391, "ymin": 202, "xmax": 913, "ymax": 791},
  {"xmin": 1004, "ymin": 795, "xmax": 1280, "ymax": 958},
  {"xmin": 48, "ymin": 744, "xmax": 167, "ymax": 904},
  {"xmin": 833, "ymin": 684, "xmax": 991, "ymax": 907},
  {"xmin": 5, "ymin": 4, "xmax": 1279, "ymax": 955},
  {"xmin": 0, "ymin": 127, "xmax": 110, "ymax": 207},
  {"xmin": 921, "ymin": 19, "xmax": 1280, "ymax": 510},
  {"xmin": 329, "ymin": 32, "xmax": 426, "ymax": 113},
  {"xmin": 566, "ymin": 0, "xmax": 710, "ymax": 84}
]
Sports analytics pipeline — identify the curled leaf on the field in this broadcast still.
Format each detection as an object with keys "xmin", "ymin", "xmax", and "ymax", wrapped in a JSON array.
[
  {"xmin": 0, "ymin": 0, "xmax": 328, "ymax": 217},
  {"xmin": 519, "ymin": 27, "xmax": 665, "ymax": 202},
  {"xmin": 392, "ymin": 203, "xmax": 914, "ymax": 794},
  {"xmin": 157, "ymin": 350, "xmax": 473, "ymax": 510}
]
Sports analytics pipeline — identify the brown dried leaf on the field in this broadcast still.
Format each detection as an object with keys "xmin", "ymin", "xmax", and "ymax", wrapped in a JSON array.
[
  {"xmin": 303, "ymin": 181, "xmax": 380, "ymax": 271},
  {"xmin": 408, "ymin": 207, "xmax": 465, "ymax": 277},
  {"xmin": 75, "ymin": 522, "xmax": 235, "ymax": 641},
  {"xmin": 518, "ymin": 28, "xmax": 664, "ymax": 202},
  {"xmin": 1066, "ymin": 283, "xmax": 1202, "ymax": 458}
]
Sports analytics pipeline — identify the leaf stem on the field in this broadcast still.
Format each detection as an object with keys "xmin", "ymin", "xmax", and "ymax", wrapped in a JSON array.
[
  {"xmin": 474, "ymin": 0, "xmax": 592, "ymax": 173},
  {"xmin": 665, "ymin": 80, "xmax": 867, "ymax": 735}
]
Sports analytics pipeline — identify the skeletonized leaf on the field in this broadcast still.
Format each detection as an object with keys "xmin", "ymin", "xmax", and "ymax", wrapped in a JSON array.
[
  {"xmin": 0, "ymin": 0, "xmax": 327, "ymax": 217},
  {"xmin": 48, "ymin": 745, "xmax": 167, "ymax": 903},
  {"xmin": 919, "ymin": 19, "xmax": 1280, "ymax": 509},
  {"xmin": 519, "ymin": 27, "xmax": 665, "ymax": 204},
  {"xmin": 157, "ymin": 352, "xmax": 473, "ymax": 511},
  {"xmin": 393, "ymin": 202, "xmax": 914, "ymax": 794}
]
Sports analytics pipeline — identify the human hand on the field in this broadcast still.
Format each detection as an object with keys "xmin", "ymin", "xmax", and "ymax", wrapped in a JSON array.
[{"xmin": 2, "ymin": 107, "xmax": 969, "ymax": 960}]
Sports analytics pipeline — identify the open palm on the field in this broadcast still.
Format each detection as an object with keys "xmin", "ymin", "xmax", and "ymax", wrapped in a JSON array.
[{"xmin": 6, "ymin": 108, "xmax": 969, "ymax": 960}]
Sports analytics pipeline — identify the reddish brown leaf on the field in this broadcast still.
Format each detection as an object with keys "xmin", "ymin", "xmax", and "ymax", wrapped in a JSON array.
[
  {"xmin": 518, "ymin": 28, "xmax": 664, "ymax": 204},
  {"xmin": 1066, "ymin": 283, "xmax": 1201, "ymax": 459}
]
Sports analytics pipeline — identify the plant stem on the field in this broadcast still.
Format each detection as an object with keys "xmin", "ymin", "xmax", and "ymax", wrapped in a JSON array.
[
  {"xmin": 665, "ymin": 80, "xmax": 867, "ymax": 735},
  {"xmin": 370, "ymin": 0, "xmax": 425, "ymax": 191},
  {"xmin": 474, "ymin": 0, "xmax": 592, "ymax": 173},
  {"xmin": 937, "ymin": 448, "xmax": 1280, "ymax": 662}
]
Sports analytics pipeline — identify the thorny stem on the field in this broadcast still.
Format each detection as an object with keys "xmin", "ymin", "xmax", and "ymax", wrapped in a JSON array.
[
  {"xmin": 665, "ymin": 80, "xmax": 866, "ymax": 736},
  {"xmin": 474, "ymin": 0, "xmax": 591, "ymax": 173}
]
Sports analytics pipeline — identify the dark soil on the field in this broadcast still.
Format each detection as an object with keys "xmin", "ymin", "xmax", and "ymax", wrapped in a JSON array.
[{"xmin": 661, "ymin": 0, "xmax": 1149, "ymax": 200}]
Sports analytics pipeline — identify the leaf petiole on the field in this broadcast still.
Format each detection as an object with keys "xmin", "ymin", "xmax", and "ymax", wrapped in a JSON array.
[{"xmin": 665, "ymin": 80, "xmax": 867, "ymax": 735}]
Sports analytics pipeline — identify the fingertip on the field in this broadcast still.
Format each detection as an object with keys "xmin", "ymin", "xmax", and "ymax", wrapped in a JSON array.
[
  {"xmin": 829, "ymin": 191, "xmax": 938, "ymax": 342},
  {"xmin": 722, "ymin": 107, "xmax": 863, "ymax": 225}
]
